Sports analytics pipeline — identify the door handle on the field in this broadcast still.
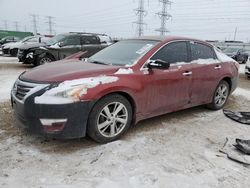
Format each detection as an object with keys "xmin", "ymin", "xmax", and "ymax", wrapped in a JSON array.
[
  {"xmin": 182, "ymin": 71, "xmax": 192, "ymax": 76},
  {"xmin": 214, "ymin": 65, "xmax": 222, "ymax": 70}
]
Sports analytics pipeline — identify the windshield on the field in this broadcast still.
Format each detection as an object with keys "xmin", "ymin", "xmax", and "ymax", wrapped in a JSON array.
[
  {"xmin": 223, "ymin": 48, "xmax": 239, "ymax": 53},
  {"xmin": 46, "ymin": 34, "xmax": 66, "ymax": 45},
  {"xmin": 20, "ymin": 36, "xmax": 34, "ymax": 42},
  {"xmin": 88, "ymin": 40, "xmax": 158, "ymax": 66}
]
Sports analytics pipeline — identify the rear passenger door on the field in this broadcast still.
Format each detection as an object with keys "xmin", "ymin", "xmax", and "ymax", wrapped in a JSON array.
[
  {"xmin": 189, "ymin": 41, "xmax": 222, "ymax": 105},
  {"xmin": 81, "ymin": 36, "xmax": 102, "ymax": 57}
]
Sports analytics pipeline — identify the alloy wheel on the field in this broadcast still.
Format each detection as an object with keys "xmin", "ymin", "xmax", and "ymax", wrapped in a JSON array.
[
  {"xmin": 97, "ymin": 102, "xmax": 128, "ymax": 138},
  {"xmin": 214, "ymin": 83, "xmax": 229, "ymax": 107}
]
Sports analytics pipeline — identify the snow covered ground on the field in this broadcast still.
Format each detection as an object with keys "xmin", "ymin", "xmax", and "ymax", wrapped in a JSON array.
[{"xmin": 0, "ymin": 56, "xmax": 250, "ymax": 188}]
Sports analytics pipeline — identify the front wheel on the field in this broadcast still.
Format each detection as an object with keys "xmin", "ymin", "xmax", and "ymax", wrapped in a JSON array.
[
  {"xmin": 207, "ymin": 80, "xmax": 230, "ymax": 110},
  {"xmin": 87, "ymin": 94, "xmax": 133, "ymax": 143},
  {"xmin": 36, "ymin": 55, "xmax": 53, "ymax": 66}
]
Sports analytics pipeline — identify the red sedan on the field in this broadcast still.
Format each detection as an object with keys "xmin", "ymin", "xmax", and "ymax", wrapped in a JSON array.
[{"xmin": 11, "ymin": 36, "xmax": 239, "ymax": 143}]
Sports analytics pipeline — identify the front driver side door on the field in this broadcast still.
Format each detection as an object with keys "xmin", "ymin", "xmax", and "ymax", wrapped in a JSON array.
[
  {"xmin": 143, "ymin": 41, "xmax": 193, "ymax": 117},
  {"xmin": 57, "ymin": 35, "xmax": 81, "ymax": 59}
]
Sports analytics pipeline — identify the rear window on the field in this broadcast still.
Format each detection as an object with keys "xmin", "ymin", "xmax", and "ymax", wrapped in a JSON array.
[{"xmin": 190, "ymin": 42, "xmax": 216, "ymax": 60}]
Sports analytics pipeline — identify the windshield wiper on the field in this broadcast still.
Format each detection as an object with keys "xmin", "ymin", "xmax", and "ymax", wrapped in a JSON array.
[{"xmin": 89, "ymin": 60, "xmax": 111, "ymax": 65}]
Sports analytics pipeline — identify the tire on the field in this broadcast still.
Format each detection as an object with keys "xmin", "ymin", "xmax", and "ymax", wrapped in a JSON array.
[
  {"xmin": 207, "ymin": 80, "xmax": 230, "ymax": 110},
  {"xmin": 10, "ymin": 48, "xmax": 18, "ymax": 57},
  {"xmin": 242, "ymin": 57, "xmax": 248, "ymax": 64},
  {"xmin": 36, "ymin": 55, "xmax": 53, "ymax": 66},
  {"xmin": 87, "ymin": 94, "xmax": 133, "ymax": 143}
]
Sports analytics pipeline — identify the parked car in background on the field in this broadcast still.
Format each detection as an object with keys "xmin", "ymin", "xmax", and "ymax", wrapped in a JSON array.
[
  {"xmin": 2, "ymin": 36, "xmax": 50, "ymax": 56},
  {"xmin": 245, "ymin": 57, "xmax": 250, "ymax": 78},
  {"xmin": 11, "ymin": 36, "xmax": 239, "ymax": 143},
  {"xmin": 223, "ymin": 47, "xmax": 249, "ymax": 64},
  {"xmin": 18, "ymin": 32, "xmax": 112, "ymax": 66},
  {"xmin": 0, "ymin": 36, "xmax": 20, "ymax": 47}
]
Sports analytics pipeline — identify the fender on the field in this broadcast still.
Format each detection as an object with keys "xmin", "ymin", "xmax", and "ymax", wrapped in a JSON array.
[{"xmin": 80, "ymin": 76, "xmax": 146, "ymax": 116}]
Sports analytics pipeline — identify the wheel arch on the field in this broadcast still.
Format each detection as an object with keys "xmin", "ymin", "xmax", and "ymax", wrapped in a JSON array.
[
  {"xmin": 92, "ymin": 91, "xmax": 137, "ymax": 125},
  {"xmin": 221, "ymin": 77, "xmax": 232, "ymax": 92},
  {"xmin": 44, "ymin": 52, "xmax": 56, "ymax": 61}
]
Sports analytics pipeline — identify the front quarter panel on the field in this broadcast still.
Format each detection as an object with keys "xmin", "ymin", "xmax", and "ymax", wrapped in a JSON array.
[{"xmin": 80, "ymin": 73, "xmax": 147, "ymax": 119}]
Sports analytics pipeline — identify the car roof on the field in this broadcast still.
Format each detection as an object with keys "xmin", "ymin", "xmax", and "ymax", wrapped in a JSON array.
[
  {"xmin": 128, "ymin": 35, "xmax": 214, "ymax": 47},
  {"xmin": 60, "ymin": 32, "xmax": 107, "ymax": 37}
]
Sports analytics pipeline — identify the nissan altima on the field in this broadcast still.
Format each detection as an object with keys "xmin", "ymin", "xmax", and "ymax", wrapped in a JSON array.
[{"xmin": 11, "ymin": 36, "xmax": 239, "ymax": 143}]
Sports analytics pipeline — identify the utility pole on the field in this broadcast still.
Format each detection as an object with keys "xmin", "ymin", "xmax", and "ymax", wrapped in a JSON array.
[
  {"xmin": 14, "ymin": 21, "xmax": 19, "ymax": 31},
  {"xmin": 3, "ymin": 20, "xmax": 8, "ymax": 30},
  {"xmin": 133, "ymin": 0, "xmax": 147, "ymax": 37},
  {"xmin": 46, "ymin": 16, "xmax": 55, "ymax": 35},
  {"xmin": 156, "ymin": 0, "xmax": 172, "ymax": 36},
  {"xmin": 233, "ymin": 27, "xmax": 238, "ymax": 41},
  {"xmin": 30, "ymin": 14, "xmax": 38, "ymax": 35}
]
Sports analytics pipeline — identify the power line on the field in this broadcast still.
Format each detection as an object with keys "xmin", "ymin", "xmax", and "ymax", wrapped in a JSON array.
[
  {"xmin": 133, "ymin": 0, "xmax": 147, "ymax": 36},
  {"xmin": 155, "ymin": 0, "xmax": 172, "ymax": 36}
]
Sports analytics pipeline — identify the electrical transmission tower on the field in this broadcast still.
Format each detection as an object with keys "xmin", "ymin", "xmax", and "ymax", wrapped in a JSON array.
[
  {"xmin": 3, "ymin": 20, "xmax": 8, "ymax": 30},
  {"xmin": 156, "ymin": 0, "xmax": 172, "ymax": 36},
  {"xmin": 30, "ymin": 14, "xmax": 38, "ymax": 35},
  {"xmin": 133, "ymin": 0, "xmax": 147, "ymax": 37},
  {"xmin": 14, "ymin": 21, "xmax": 19, "ymax": 31},
  {"xmin": 46, "ymin": 16, "xmax": 55, "ymax": 35}
]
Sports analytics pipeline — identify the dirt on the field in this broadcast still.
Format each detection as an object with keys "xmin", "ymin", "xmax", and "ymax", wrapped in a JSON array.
[{"xmin": 0, "ymin": 56, "xmax": 250, "ymax": 188}]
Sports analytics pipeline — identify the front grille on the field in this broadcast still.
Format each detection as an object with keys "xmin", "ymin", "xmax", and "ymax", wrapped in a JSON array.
[
  {"xmin": 13, "ymin": 80, "xmax": 49, "ymax": 102},
  {"xmin": 15, "ymin": 82, "xmax": 34, "ymax": 100}
]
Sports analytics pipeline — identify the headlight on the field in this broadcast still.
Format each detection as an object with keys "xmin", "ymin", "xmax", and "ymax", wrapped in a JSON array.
[
  {"xmin": 34, "ymin": 76, "xmax": 119, "ymax": 105},
  {"xmin": 35, "ymin": 84, "xmax": 88, "ymax": 104},
  {"xmin": 12, "ymin": 81, "xmax": 18, "ymax": 95},
  {"xmin": 26, "ymin": 52, "xmax": 34, "ymax": 58}
]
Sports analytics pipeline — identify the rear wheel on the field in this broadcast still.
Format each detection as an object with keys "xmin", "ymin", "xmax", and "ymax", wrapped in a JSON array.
[
  {"xmin": 207, "ymin": 80, "xmax": 230, "ymax": 110},
  {"xmin": 87, "ymin": 94, "xmax": 132, "ymax": 143}
]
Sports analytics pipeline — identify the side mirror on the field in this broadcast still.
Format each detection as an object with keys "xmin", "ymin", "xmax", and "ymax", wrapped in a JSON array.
[
  {"xmin": 57, "ymin": 41, "xmax": 64, "ymax": 47},
  {"xmin": 148, "ymin": 59, "xmax": 170, "ymax": 70}
]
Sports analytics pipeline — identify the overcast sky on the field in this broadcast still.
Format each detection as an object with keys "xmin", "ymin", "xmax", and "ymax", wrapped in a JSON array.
[{"xmin": 1, "ymin": 0, "xmax": 250, "ymax": 42}]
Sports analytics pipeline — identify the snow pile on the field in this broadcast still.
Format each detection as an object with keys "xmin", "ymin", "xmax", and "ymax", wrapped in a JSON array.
[
  {"xmin": 232, "ymin": 87, "xmax": 250, "ymax": 100},
  {"xmin": 35, "ymin": 76, "xmax": 119, "ymax": 104},
  {"xmin": 115, "ymin": 68, "xmax": 134, "ymax": 75}
]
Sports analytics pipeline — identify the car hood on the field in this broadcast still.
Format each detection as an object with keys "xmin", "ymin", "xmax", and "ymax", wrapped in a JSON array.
[
  {"xmin": 20, "ymin": 60, "xmax": 122, "ymax": 83},
  {"xmin": 9, "ymin": 41, "xmax": 25, "ymax": 49},
  {"xmin": 3, "ymin": 42, "xmax": 16, "ymax": 49},
  {"xmin": 225, "ymin": 52, "xmax": 236, "ymax": 57},
  {"xmin": 19, "ymin": 42, "xmax": 47, "ymax": 50}
]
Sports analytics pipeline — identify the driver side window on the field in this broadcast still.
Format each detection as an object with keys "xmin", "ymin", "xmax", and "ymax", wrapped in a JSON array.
[
  {"xmin": 151, "ymin": 41, "xmax": 188, "ymax": 64},
  {"xmin": 62, "ymin": 36, "xmax": 80, "ymax": 46}
]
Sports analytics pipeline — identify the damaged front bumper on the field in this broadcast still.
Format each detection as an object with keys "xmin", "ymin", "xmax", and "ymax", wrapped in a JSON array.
[{"xmin": 11, "ymin": 89, "xmax": 96, "ymax": 139}]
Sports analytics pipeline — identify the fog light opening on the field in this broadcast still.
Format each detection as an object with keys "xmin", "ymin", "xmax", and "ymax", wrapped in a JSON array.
[{"xmin": 40, "ymin": 119, "xmax": 67, "ymax": 133}]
